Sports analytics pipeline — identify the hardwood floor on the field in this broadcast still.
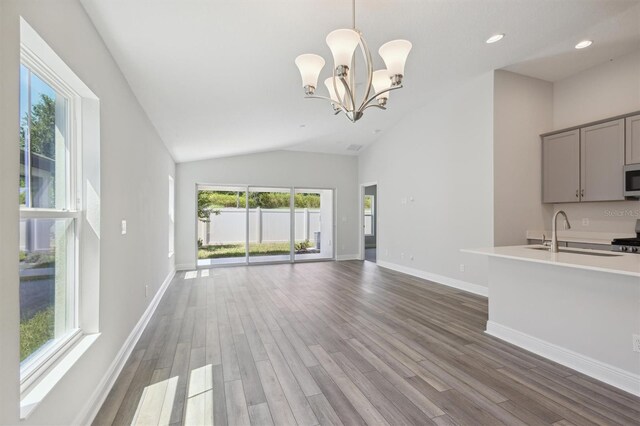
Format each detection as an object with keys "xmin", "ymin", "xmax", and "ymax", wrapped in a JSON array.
[{"xmin": 93, "ymin": 261, "xmax": 640, "ymax": 426}]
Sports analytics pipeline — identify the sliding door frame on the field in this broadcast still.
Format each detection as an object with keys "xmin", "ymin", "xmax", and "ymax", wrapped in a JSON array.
[
  {"xmin": 195, "ymin": 183, "xmax": 337, "ymax": 268},
  {"xmin": 292, "ymin": 186, "xmax": 338, "ymax": 264},
  {"xmin": 246, "ymin": 185, "xmax": 293, "ymax": 266}
]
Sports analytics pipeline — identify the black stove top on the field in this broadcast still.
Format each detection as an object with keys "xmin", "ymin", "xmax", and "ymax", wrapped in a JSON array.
[
  {"xmin": 611, "ymin": 237, "xmax": 640, "ymax": 246},
  {"xmin": 611, "ymin": 219, "xmax": 640, "ymax": 248}
]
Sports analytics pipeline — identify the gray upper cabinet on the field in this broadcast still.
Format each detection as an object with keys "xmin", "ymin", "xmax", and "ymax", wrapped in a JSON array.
[
  {"xmin": 580, "ymin": 119, "xmax": 625, "ymax": 202},
  {"xmin": 626, "ymin": 114, "xmax": 640, "ymax": 165},
  {"xmin": 542, "ymin": 130, "xmax": 580, "ymax": 203}
]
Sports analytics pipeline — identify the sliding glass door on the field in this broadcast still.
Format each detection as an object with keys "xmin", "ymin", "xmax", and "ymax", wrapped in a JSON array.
[
  {"xmin": 248, "ymin": 187, "xmax": 292, "ymax": 264},
  {"xmin": 196, "ymin": 185, "xmax": 334, "ymax": 266},
  {"xmin": 197, "ymin": 185, "xmax": 247, "ymax": 267}
]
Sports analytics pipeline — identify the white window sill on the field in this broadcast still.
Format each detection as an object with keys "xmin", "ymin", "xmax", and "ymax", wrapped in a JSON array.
[{"xmin": 20, "ymin": 333, "xmax": 100, "ymax": 419}]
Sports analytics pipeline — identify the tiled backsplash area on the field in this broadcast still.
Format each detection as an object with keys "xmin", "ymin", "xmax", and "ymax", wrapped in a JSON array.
[{"xmin": 554, "ymin": 200, "xmax": 640, "ymax": 235}]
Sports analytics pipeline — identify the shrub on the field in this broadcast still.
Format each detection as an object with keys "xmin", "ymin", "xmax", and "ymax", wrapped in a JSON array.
[
  {"xmin": 20, "ymin": 307, "xmax": 54, "ymax": 361},
  {"xmin": 295, "ymin": 239, "xmax": 312, "ymax": 252}
]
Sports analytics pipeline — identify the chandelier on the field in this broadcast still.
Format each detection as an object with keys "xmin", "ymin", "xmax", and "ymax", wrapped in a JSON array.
[{"xmin": 294, "ymin": 0, "xmax": 412, "ymax": 123}]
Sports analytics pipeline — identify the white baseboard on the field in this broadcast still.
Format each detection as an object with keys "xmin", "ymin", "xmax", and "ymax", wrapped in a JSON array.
[
  {"xmin": 74, "ymin": 268, "xmax": 176, "ymax": 425},
  {"xmin": 337, "ymin": 254, "xmax": 360, "ymax": 261},
  {"xmin": 376, "ymin": 260, "xmax": 488, "ymax": 297},
  {"xmin": 486, "ymin": 321, "xmax": 640, "ymax": 397},
  {"xmin": 176, "ymin": 263, "xmax": 196, "ymax": 271}
]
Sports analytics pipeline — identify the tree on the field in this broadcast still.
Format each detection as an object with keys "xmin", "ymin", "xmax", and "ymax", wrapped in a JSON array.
[
  {"xmin": 198, "ymin": 191, "xmax": 222, "ymax": 222},
  {"xmin": 20, "ymin": 94, "xmax": 56, "ymax": 159},
  {"xmin": 20, "ymin": 94, "xmax": 56, "ymax": 206}
]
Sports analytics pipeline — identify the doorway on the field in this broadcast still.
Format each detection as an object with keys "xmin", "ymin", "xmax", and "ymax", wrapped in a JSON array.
[{"xmin": 363, "ymin": 184, "xmax": 377, "ymax": 263}]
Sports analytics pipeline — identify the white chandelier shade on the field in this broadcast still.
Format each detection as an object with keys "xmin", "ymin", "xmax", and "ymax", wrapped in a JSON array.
[
  {"xmin": 294, "ymin": 0, "xmax": 411, "ymax": 123},
  {"xmin": 372, "ymin": 69, "xmax": 392, "ymax": 102},
  {"xmin": 324, "ymin": 76, "xmax": 346, "ymax": 104},
  {"xmin": 294, "ymin": 54, "xmax": 326, "ymax": 93},
  {"xmin": 379, "ymin": 40, "xmax": 412, "ymax": 79},
  {"xmin": 325, "ymin": 29, "xmax": 360, "ymax": 69}
]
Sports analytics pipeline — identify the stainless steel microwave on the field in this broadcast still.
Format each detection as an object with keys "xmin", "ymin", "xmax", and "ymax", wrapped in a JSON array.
[{"xmin": 624, "ymin": 164, "xmax": 640, "ymax": 197}]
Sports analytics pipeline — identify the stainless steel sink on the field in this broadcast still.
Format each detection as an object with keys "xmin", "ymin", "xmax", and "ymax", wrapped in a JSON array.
[{"xmin": 527, "ymin": 246, "xmax": 621, "ymax": 257}]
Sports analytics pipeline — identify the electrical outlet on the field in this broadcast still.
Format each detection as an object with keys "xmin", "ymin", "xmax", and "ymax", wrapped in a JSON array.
[
  {"xmin": 401, "ymin": 252, "xmax": 405, "ymax": 259},
  {"xmin": 121, "ymin": 220, "xmax": 127, "ymax": 235},
  {"xmin": 633, "ymin": 334, "xmax": 640, "ymax": 353},
  {"xmin": 459, "ymin": 264, "xmax": 465, "ymax": 272},
  {"xmin": 582, "ymin": 218, "xmax": 589, "ymax": 227}
]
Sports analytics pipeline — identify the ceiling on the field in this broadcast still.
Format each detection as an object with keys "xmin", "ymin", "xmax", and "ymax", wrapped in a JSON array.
[{"xmin": 80, "ymin": 0, "xmax": 640, "ymax": 163}]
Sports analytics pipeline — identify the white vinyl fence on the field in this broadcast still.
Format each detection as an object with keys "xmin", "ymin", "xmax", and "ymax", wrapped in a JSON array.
[{"xmin": 198, "ymin": 208, "xmax": 323, "ymax": 245}]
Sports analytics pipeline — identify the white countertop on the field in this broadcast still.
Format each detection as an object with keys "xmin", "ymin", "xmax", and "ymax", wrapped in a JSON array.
[
  {"xmin": 463, "ymin": 245, "xmax": 640, "ymax": 278},
  {"xmin": 525, "ymin": 230, "xmax": 634, "ymax": 245}
]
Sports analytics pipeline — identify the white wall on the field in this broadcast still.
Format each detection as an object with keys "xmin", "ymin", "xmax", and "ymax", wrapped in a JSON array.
[
  {"xmin": 358, "ymin": 72, "xmax": 494, "ymax": 290},
  {"xmin": 176, "ymin": 151, "xmax": 359, "ymax": 269},
  {"xmin": 553, "ymin": 49, "xmax": 640, "ymax": 235},
  {"xmin": 554, "ymin": 49, "xmax": 640, "ymax": 129},
  {"xmin": 0, "ymin": 1, "xmax": 175, "ymax": 424},
  {"xmin": 493, "ymin": 70, "xmax": 554, "ymax": 246}
]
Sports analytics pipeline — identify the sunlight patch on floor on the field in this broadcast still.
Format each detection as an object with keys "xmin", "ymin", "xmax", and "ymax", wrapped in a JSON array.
[
  {"xmin": 185, "ymin": 364, "xmax": 214, "ymax": 425},
  {"xmin": 131, "ymin": 376, "xmax": 178, "ymax": 426}
]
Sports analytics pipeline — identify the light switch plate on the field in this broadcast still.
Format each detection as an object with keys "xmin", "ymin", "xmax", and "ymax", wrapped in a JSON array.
[{"xmin": 121, "ymin": 220, "xmax": 127, "ymax": 235}]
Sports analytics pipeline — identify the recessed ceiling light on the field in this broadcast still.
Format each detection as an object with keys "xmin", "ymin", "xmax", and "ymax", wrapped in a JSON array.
[
  {"xmin": 486, "ymin": 34, "xmax": 505, "ymax": 44},
  {"xmin": 575, "ymin": 40, "xmax": 593, "ymax": 49}
]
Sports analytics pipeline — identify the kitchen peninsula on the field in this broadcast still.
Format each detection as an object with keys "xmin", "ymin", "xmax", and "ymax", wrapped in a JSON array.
[{"xmin": 464, "ymin": 245, "xmax": 640, "ymax": 396}]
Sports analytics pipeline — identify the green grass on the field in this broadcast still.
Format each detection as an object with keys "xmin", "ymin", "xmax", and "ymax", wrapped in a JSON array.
[
  {"xmin": 20, "ymin": 307, "xmax": 54, "ymax": 361},
  {"xmin": 198, "ymin": 242, "xmax": 293, "ymax": 259}
]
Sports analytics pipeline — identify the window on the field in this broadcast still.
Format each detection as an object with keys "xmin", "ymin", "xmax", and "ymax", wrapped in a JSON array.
[
  {"xmin": 19, "ymin": 62, "xmax": 80, "ymax": 380},
  {"xmin": 17, "ymin": 19, "xmax": 101, "ymax": 416},
  {"xmin": 364, "ymin": 194, "xmax": 375, "ymax": 236},
  {"xmin": 169, "ymin": 175, "xmax": 175, "ymax": 257}
]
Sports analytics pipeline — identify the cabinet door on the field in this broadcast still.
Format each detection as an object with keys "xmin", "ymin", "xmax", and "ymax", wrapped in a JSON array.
[
  {"xmin": 580, "ymin": 119, "xmax": 625, "ymax": 202},
  {"xmin": 542, "ymin": 130, "xmax": 580, "ymax": 203},
  {"xmin": 626, "ymin": 114, "xmax": 640, "ymax": 165}
]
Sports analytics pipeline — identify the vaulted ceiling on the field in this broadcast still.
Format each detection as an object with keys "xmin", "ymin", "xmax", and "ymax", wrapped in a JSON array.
[{"xmin": 80, "ymin": 0, "xmax": 640, "ymax": 162}]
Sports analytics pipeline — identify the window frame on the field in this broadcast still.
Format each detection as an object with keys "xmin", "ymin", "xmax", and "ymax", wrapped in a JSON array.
[
  {"xmin": 18, "ymin": 47, "xmax": 84, "ymax": 389},
  {"xmin": 364, "ymin": 194, "xmax": 375, "ymax": 237}
]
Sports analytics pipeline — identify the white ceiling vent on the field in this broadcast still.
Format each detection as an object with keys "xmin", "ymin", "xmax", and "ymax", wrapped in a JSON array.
[{"xmin": 347, "ymin": 144, "xmax": 363, "ymax": 152}]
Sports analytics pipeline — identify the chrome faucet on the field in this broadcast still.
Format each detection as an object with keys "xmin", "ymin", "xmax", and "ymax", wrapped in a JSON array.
[{"xmin": 551, "ymin": 210, "xmax": 571, "ymax": 253}]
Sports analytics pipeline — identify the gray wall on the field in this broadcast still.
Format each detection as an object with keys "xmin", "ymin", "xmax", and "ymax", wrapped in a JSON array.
[
  {"xmin": 176, "ymin": 151, "xmax": 359, "ymax": 269},
  {"xmin": 0, "ymin": 1, "xmax": 175, "ymax": 424},
  {"xmin": 358, "ymin": 72, "xmax": 494, "ymax": 289},
  {"xmin": 493, "ymin": 70, "xmax": 554, "ymax": 246}
]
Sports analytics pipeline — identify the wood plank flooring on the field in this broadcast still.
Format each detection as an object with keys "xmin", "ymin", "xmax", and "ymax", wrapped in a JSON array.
[{"xmin": 93, "ymin": 261, "xmax": 640, "ymax": 426}]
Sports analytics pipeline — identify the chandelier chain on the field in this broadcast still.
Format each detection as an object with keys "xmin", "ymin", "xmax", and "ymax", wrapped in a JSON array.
[{"xmin": 352, "ymin": 0, "xmax": 356, "ymax": 29}]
